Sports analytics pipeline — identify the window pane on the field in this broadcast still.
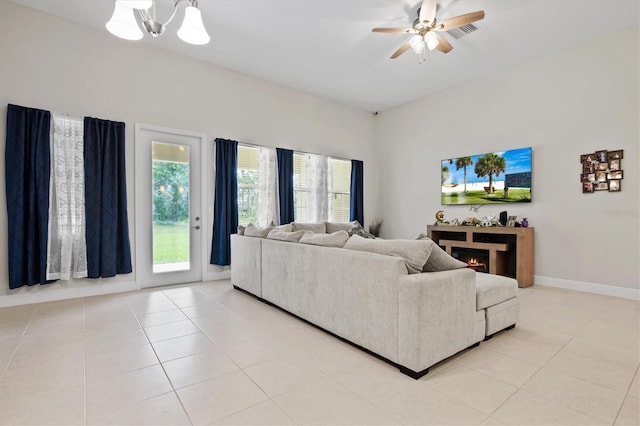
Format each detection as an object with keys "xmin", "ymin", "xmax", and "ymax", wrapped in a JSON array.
[
  {"xmin": 237, "ymin": 146, "xmax": 259, "ymax": 226},
  {"xmin": 293, "ymin": 153, "xmax": 309, "ymax": 222},
  {"xmin": 328, "ymin": 158, "xmax": 351, "ymax": 222},
  {"xmin": 152, "ymin": 141, "xmax": 190, "ymax": 273}
]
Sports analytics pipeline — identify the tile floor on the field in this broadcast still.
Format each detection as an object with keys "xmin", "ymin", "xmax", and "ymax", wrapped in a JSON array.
[{"xmin": 0, "ymin": 280, "xmax": 638, "ymax": 425}]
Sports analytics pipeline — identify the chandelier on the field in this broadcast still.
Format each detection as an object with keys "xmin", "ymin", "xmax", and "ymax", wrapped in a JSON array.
[{"xmin": 106, "ymin": 0, "xmax": 210, "ymax": 45}]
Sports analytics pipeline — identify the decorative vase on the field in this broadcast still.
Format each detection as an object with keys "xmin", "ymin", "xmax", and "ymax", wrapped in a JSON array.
[{"xmin": 521, "ymin": 217, "xmax": 529, "ymax": 227}]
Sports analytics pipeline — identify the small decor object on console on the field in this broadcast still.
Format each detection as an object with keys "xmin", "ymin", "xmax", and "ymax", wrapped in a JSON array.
[
  {"xmin": 580, "ymin": 149, "xmax": 623, "ymax": 194},
  {"xmin": 506, "ymin": 216, "xmax": 517, "ymax": 227},
  {"xmin": 521, "ymin": 217, "xmax": 529, "ymax": 228}
]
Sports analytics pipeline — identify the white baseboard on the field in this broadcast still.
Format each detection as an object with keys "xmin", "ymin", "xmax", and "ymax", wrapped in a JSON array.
[
  {"xmin": 0, "ymin": 281, "xmax": 140, "ymax": 308},
  {"xmin": 534, "ymin": 275, "xmax": 640, "ymax": 300},
  {"xmin": 203, "ymin": 270, "xmax": 230, "ymax": 282}
]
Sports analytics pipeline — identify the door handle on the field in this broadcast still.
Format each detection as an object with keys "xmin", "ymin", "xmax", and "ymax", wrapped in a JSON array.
[{"xmin": 192, "ymin": 225, "xmax": 201, "ymax": 230}]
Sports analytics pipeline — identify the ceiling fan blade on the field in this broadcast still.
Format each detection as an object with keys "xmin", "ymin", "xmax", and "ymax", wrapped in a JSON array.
[
  {"xmin": 390, "ymin": 40, "xmax": 412, "ymax": 59},
  {"xmin": 419, "ymin": 0, "xmax": 438, "ymax": 23},
  {"xmin": 372, "ymin": 27, "xmax": 411, "ymax": 33},
  {"xmin": 437, "ymin": 10, "xmax": 485, "ymax": 31},
  {"xmin": 435, "ymin": 33, "xmax": 453, "ymax": 53}
]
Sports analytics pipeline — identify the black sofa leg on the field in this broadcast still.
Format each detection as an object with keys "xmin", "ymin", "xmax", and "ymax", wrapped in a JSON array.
[{"xmin": 484, "ymin": 323, "xmax": 516, "ymax": 341}]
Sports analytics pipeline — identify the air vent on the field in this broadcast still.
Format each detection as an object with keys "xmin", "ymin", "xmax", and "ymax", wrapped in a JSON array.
[{"xmin": 446, "ymin": 23, "xmax": 479, "ymax": 39}]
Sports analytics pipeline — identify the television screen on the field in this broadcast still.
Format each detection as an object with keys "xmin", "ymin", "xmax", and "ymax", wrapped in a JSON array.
[{"xmin": 441, "ymin": 147, "xmax": 532, "ymax": 205}]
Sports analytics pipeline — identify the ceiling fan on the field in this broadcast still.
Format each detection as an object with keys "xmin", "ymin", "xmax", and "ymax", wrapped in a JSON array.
[{"xmin": 372, "ymin": 0, "xmax": 485, "ymax": 60}]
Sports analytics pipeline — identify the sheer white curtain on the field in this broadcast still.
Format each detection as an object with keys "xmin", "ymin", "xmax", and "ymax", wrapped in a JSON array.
[
  {"xmin": 258, "ymin": 146, "xmax": 280, "ymax": 226},
  {"xmin": 46, "ymin": 113, "xmax": 88, "ymax": 280},
  {"xmin": 306, "ymin": 153, "xmax": 329, "ymax": 223}
]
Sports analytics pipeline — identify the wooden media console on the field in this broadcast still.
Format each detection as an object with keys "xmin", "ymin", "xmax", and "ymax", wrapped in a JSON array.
[{"xmin": 427, "ymin": 225, "xmax": 534, "ymax": 288}]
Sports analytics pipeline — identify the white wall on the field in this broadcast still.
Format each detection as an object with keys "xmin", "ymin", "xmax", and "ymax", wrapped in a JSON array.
[
  {"xmin": 0, "ymin": 2, "xmax": 378, "ymax": 305},
  {"xmin": 374, "ymin": 26, "xmax": 639, "ymax": 298}
]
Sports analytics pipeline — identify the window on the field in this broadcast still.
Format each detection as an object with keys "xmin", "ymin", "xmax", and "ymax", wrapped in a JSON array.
[
  {"xmin": 237, "ymin": 145, "xmax": 259, "ymax": 226},
  {"xmin": 328, "ymin": 158, "xmax": 351, "ymax": 222},
  {"xmin": 293, "ymin": 153, "xmax": 351, "ymax": 223},
  {"xmin": 293, "ymin": 153, "xmax": 310, "ymax": 222}
]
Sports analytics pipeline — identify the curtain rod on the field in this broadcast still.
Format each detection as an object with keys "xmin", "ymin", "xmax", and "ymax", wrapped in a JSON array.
[{"xmin": 235, "ymin": 141, "xmax": 352, "ymax": 163}]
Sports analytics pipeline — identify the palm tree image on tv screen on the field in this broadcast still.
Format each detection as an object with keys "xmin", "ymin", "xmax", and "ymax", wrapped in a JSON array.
[{"xmin": 441, "ymin": 147, "xmax": 532, "ymax": 205}]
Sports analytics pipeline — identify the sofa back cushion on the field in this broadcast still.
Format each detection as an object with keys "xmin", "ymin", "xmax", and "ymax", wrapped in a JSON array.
[
  {"xmin": 416, "ymin": 234, "xmax": 467, "ymax": 272},
  {"xmin": 300, "ymin": 230, "xmax": 349, "ymax": 248},
  {"xmin": 344, "ymin": 235, "xmax": 432, "ymax": 274},
  {"xmin": 325, "ymin": 221, "xmax": 353, "ymax": 234},
  {"xmin": 266, "ymin": 229, "xmax": 307, "ymax": 242},
  {"xmin": 244, "ymin": 223, "xmax": 275, "ymax": 238},
  {"xmin": 275, "ymin": 223, "xmax": 293, "ymax": 232},
  {"xmin": 291, "ymin": 222, "xmax": 327, "ymax": 234}
]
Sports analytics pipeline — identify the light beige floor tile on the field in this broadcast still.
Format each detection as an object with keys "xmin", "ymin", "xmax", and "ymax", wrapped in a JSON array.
[
  {"xmin": 244, "ymin": 355, "xmax": 327, "ymax": 398},
  {"xmin": 85, "ymin": 314, "xmax": 142, "ymax": 334},
  {"xmin": 615, "ymin": 394, "xmax": 640, "ymax": 426},
  {"xmin": 481, "ymin": 416, "xmax": 507, "ymax": 425},
  {"xmin": 426, "ymin": 365, "xmax": 518, "ymax": 415},
  {"xmin": 138, "ymin": 308, "xmax": 188, "ymax": 327},
  {"xmin": 492, "ymin": 390, "xmax": 607, "ymax": 425},
  {"xmin": 523, "ymin": 366, "xmax": 625, "ymax": 423},
  {"xmin": 211, "ymin": 400, "xmax": 295, "ymax": 425},
  {"xmin": 222, "ymin": 336, "xmax": 285, "ymax": 369},
  {"xmin": 629, "ymin": 370, "xmax": 640, "ymax": 397},
  {"xmin": 0, "ymin": 383, "xmax": 84, "ymax": 425},
  {"xmin": 128, "ymin": 298, "xmax": 178, "ymax": 315},
  {"xmin": 161, "ymin": 285, "xmax": 203, "ymax": 300},
  {"xmin": 152, "ymin": 331, "xmax": 218, "ymax": 362},
  {"xmin": 85, "ymin": 327, "xmax": 149, "ymax": 356},
  {"xmin": 275, "ymin": 376, "xmax": 399, "ymax": 425},
  {"xmin": 563, "ymin": 337, "xmax": 640, "ymax": 371},
  {"xmin": 86, "ymin": 364, "xmax": 173, "ymax": 414},
  {"xmin": 85, "ymin": 343, "xmax": 159, "ymax": 381},
  {"xmin": 177, "ymin": 370, "xmax": 269, "ymax": 424},
  {"xmin": 577, "ymin": 319, "xmax": 640, "ymax": 353},
  {"xmin": 87, "ymin": 391, "xmax": 190, "ymax": 425},
  {"xmin": 482, "ymin": 332, "xmax": 565, "ymax": 367},
  {"xmin": 163, "ymin": 350, "xmax": 239, "ymax": 389},
  {"xmin": 455, "ymin": 346, "xmax": 540, "ymax": 387},
  {"xmin": 380, "ymin": 381, "xmax": 486, "ymax": 425},
  {"xmin": 332, "ymin": 358, "xmax": 419, "ymax": 405},
  {"xmin": 546, "ymin": 350, "xmax": 636, "ymax": 393},
  {"xmin": 143, "ymin": 318, "xmax": 201, "ymax": 342}
]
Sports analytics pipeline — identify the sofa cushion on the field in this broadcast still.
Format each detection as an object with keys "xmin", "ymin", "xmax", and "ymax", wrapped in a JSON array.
[
  {"xmin": 344, "ymin": 235, "xmax": 432, "ymax": 274},
  {"xmin": 291, "ymin": 222, "xmax": 326, "ymax": 234},
  {"xmin": 475, "ymin": 273, "xmax": 518, "ymax": 310},
  {"xmin": 237, "ymin": 225, "xmax": 246, "ymax": 235},
  {"xmin": 325, "ymin": 221, "xmax": 353, "ymax": 234},
  {"xmin": 266, "ymin": 229, "xmax": 307, "ymax": 242},
  {"xmin": 300, "ymin": 230, "xmax": 349, "ymax": 248},
  {"xmin": 416, "ymin": 234, "xmax": 467, "ymax": 272},
  {"xmin": 244, "ymin": 223, "xmax": 275, "ymax": 238}
]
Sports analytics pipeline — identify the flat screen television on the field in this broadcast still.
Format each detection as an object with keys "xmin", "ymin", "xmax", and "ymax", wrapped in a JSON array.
[{"xmin": 441, "ymin": 147, "xmax": 532, "ymax": 205}]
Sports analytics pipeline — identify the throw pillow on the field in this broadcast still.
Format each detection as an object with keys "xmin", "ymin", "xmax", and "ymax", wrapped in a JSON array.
[
  {"xmin": 291, "ymin": 222, "xmax": 327, "ymax": 234},
  {"xmin": 244, "ymin": 223, "xmax": 275, "ymax": 238},
  {"xmin": 416, "ymin": 234, "xmax": 467, "ymax": 272},
  {"xmin": 237, "ymin": 225, "xmax": 246, "ymax": 235},
  {"xmin": 348, "ymin": 220, "xmax": 375, "ymax": 239},
  {"xmin": 266, "ymin": 229, "xmax": 307, "ymax": 242},
  {"xmin": 299, "ymin": 230, "xmax": 349, "ymax": 248},
  {"xmin": 325, "ymin": 221, "xmax": 354, "ymax": 234},
  {"xmin": 275, "ymin": 223, "xmax": 293, "ymax": 232},
  {"xmin": 344, "ymin": 235, "xmax": 432, "ymax": 274}
]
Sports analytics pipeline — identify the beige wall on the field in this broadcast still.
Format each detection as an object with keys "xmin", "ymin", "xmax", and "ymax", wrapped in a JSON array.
[
  {"xmin": 374, "ymin": 26, "xmax": 639, "ymax": 296},
  {"xmin": 0, "ymin": 2, "xmax": 377, "ymax": 303}
]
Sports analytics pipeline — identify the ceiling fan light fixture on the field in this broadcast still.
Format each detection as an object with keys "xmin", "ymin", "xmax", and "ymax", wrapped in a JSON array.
[
  {"xmin": 106, "ymin": 0, "xmax": 144, "ymax": 41},
  {"xmin": 409, "ymin": 34, "xmax": 425, "ymax": 54},
  {"xmin": 424, "ymin": 31, "xmax": 439, "ymax": 51},
  {"xmin": 177, "ymin": 2, "xmax": 210, "ymax": 45},
  {"xmin": 119, "ymin": 0, "xmax": 152, "ymax": 9}
]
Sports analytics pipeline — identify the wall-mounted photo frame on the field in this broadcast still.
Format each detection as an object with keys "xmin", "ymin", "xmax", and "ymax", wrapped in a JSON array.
[
  {"xmin": 580, "ymin": 149, "xmax": 623, "ymax": 194},
  {"xmin": 507, "ymin": 215, "xmax": 517, "ymax": 227},
  {"xmin": 608, "ymin": 180, "xmax": 621, "ymax": 192}
]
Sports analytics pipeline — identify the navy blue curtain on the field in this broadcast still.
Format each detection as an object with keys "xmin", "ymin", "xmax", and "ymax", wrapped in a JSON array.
[
  {"xmin": 350, "ymin": 159, "xmax": 364, "ymax": 225},
  {"xmin": 276, "ymin": 148, "xmax": 294, "ymax": 225},
  {"xmin": 211, "ymin": 138, "xmax": 238, "ymax": 266},
  {"xmin": 5, "ymin": 104, "xmax": 53, "ymax": 289},
  {"xmin": 84, "ymin": 117, "xmax": 132, "ymax": 278}
]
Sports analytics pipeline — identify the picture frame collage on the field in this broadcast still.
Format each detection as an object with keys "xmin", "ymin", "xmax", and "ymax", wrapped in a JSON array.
[{"xmin": 580, "ymin": 149, "xmax": 624, "ymax": 193}]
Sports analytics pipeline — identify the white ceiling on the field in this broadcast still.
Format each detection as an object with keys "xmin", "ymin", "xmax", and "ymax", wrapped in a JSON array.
[{"xmin": 10, "ymin": 0, "xmax": 640, "ymax": 111}]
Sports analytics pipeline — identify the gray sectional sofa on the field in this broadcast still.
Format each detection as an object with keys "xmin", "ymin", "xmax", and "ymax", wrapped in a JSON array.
[{"xmin": 230, "ymin": 224, "xmax": 519, "ymax": 378}]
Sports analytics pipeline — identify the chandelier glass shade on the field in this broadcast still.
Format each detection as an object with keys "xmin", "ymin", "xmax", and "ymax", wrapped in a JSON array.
[{"xmin": 106, "ymin": 0, "xmax": 210, "ymax": 45}]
